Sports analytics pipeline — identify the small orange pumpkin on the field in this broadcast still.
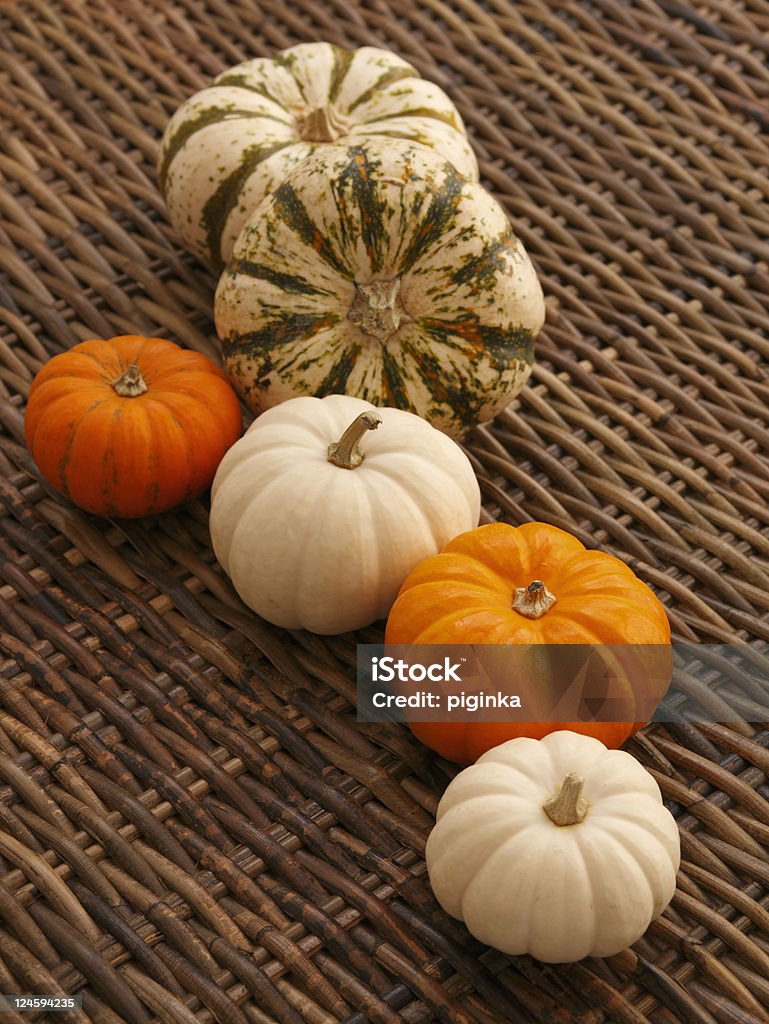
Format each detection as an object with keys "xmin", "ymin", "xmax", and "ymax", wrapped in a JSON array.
[
  {"xmin": 25, "ymin": 336, "xmax": 242, "ymax": 518},
  {"xmin": 384, "ymin": 521, "xmax": 672, "ymax": 763}
]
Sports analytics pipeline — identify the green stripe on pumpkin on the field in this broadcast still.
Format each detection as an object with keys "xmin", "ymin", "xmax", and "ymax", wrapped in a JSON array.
[
  {"xmin": 271, "ymin": 181, "xmax": 350, "ymax": 278},
  {"xmin": 202, "ymin": 141, "xmax": 294, "ymax": 273},
  {"xmin": 227, "ymin": 257, "xmax": 329, "ymax": 296},
  {"xmin": 158, "ymin": 106, "xmax": 292, "ymax": 194},
  {"xmin": 222, "ymin": 311, "xmax": 340, "ymax": 360},
  {"xmin": 419, "ymin": 316, "xmax": 535, "ymax": 369},
  {"xmin": 330, "ymin": 147, "xmax": 389, "ymax": 274},
  {"xmin": 315, "ymin": 344, "xmax": 363, "ymax": 395},
  {"xmin": 381, "ymin": 347, "xmax": 412, "ymax": 409},
  {"xmin": 328, "ymin": 46, "xmax": 355, "ymax": 103},
  {"xmin": 212, "ymin": 74, "xmax": 285, "ymax": 107},
  {"xmin": 273, "ymin": 50, "xmax": 305, "ymax": 101},
  {"xmin": 361, "ymin": 105, "xmax": 462, "ymax": 129},
  {"xmin": 398, "ymin": 166, "xmax": 466, "ymax": 273},
  {"xmin": 405, "ymin": 344, "xmax": 486, "ymax": 429},
  {"xmin": 451, "ymin": 233, "xmax": 513, "ymax": 292},
  {"xmin": 346, "ymin": 65, "xmax": 419, "ymax": 112}
]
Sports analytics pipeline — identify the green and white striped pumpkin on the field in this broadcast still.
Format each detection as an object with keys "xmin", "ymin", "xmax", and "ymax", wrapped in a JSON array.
[
  {"xmin": 158, "ymin": 42, "xmax": 478, "ymax": 272},
  {"xmin": 214, "ymin": 140, "xmax": 545, "ymax": 438}
]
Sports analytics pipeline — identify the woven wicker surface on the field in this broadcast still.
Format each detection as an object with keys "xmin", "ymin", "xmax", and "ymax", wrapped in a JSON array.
[{"xmin": 1, "ymin": 0, "xmax": 769, "ymax": 1021}]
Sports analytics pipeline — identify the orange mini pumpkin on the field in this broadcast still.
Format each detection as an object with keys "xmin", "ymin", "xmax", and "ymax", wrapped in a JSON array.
[
  {"xmin": 25, "ymin": 336, "xmax": 242, "ymax": 518},
  {"xmin": 384, "ymin": 522, "xmax": 672, "ymax": 763}
]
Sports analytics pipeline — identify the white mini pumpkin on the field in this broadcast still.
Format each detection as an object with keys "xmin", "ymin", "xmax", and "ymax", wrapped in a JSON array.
[
  {"xmin": 158, "ymin": 42, "xmax": 478, "ymax": 270},
  {"xmin": 208, "ymin": 394, "xmax": 481, "ymax": 634},
  {"xmin": 426, "ymin": 730, "xmax": 680, "ymax": 963}
]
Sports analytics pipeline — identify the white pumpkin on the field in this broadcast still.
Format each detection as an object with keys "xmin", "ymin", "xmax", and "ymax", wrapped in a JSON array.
[
  {"xmin": 208, "ymin": 394, "xmax": 481, "ymax": 634},
  {"xmin": 158, "ymin": 42, "xmax": 478, "ymax": 270},
  {"xmin": 426, "ymin": 731, "xmax": 680, "ymax": 963}
]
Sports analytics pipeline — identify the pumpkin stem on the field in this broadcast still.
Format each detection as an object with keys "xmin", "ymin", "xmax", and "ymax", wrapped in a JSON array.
[
  {"xmin": 348, "ymin": 278, "xmax": 410, "ymax": 342},
  {"xmin": 543, "ymin": 772, "xmax": 589, "ymax": 826},
  {"xmin": 512, "ymin": 579, "xmax": 556, "ymax": 618},
  {"xmin": 111, "ymin": 364, "xmax": 148, "ymax": 398},
  {"xmin": 298, "ymin": 105, "xmax": 350, "ymax": 143},
  {"xmin": 328, "ymin": 411, "xmax": 382, "ymax": 469}
]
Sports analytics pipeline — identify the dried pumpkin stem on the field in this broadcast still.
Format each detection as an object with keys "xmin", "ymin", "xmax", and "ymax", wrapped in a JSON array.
[
  {"xmin": 512, "ymin": 579, "xmax": 556, "ymax": 618},
  {"xmin": 328, "ymin": 411, "xmax": 382, "ymax": 469},
  {"xmin": 543, "ymin": 772, "xmax": 589, "ymax": 826},
  {"xmin": 298, "ymin": 105, "xmax": 350, "ymax": 142},
  {"xmin": 348, "ymin": 278, "xmax": 411, "ymax": 341},
  {"xmin": 111, "ymin": 364, "xmax": 148, "ymax": 398}
]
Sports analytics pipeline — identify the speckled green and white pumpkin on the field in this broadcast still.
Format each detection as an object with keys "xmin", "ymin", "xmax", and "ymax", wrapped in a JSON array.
[
  {"xmin": 158, "ymin": 42, "xmax": 478, "ymax": 271},
  {"xmin": 214, "ymin": 140, "xmax": 545, "ymax": 437}
]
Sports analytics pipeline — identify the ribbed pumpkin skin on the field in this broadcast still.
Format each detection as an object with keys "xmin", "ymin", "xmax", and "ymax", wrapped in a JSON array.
[
  {"xmin": 215, "ymin": 140, "xmax": 545, "ymax": 438},
  {"xmin": 209, "ymin": 394, "xmax": 481, "ymax": 634},
  {"xmin": 158, "ymin": 42, "xmax": 479, "ymax": 271},
  {"xmin": 25, "ymin": 336, "xmax": 243, "ymax": 518},
  {"xmin": 426, "ymin": 732, "xmax": 681, "ymax": 962},
  {"xmin": 385, "ymin": 522, "xmax": 672, "ymax": 763}
]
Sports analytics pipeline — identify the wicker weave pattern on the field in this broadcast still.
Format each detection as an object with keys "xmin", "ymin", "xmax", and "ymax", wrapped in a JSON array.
[{"xmin": 1, "ymin": 1, "xmax": 769, "ymax": 1021}]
